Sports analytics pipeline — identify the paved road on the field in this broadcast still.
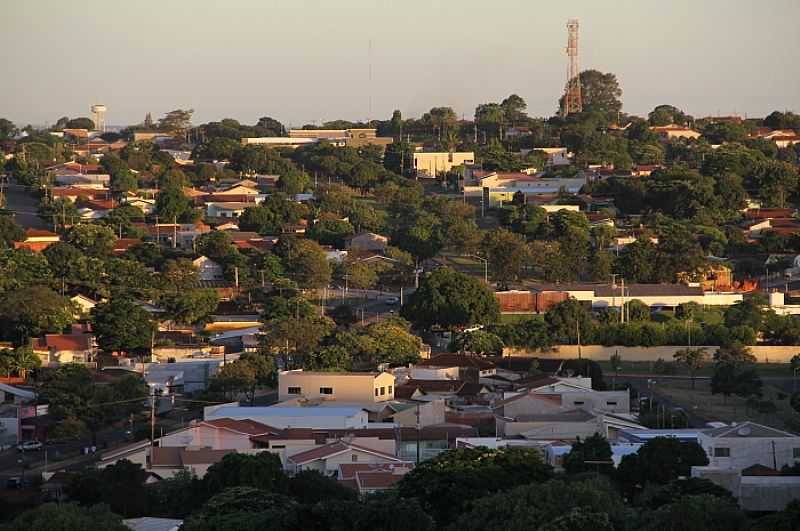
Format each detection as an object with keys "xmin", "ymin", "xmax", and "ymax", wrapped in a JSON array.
[
  {"xmin": 616, "ymin": 374, "xmax": 711, "ymax": 428},
  {"xmin": 2, "ymin": 181, "xmax": 48, "ymax": 229}
]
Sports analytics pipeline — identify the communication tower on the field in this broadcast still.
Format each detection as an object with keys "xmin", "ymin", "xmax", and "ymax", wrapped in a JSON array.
[{"xmin": 561, "ymin": 20, "xmax": 582, "ymax": 117}]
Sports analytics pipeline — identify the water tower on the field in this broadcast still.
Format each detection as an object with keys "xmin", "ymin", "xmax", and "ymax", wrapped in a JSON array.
[{"xmin": 91, "ymin": 104, "xmax": 107, "ymax": 132}]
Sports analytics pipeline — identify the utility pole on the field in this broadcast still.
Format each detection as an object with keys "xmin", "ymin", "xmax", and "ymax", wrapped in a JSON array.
[
  {"xmin": 576, "ymin": 318, "xmax": 582, "ymax": 359},
  {"xmin": 150, "ymin": 388, "xmax": 156, "ymax": 462},
  {"xmin": 772, "ymin": 440, "xmax": 777, "ymax": 470},
  {"xmin": 415, "ymin": 403, "xmax": 420, "ymax": 464}
]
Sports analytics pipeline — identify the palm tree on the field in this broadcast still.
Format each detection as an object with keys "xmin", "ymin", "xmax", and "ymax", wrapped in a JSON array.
[
  {"xmin": 0, "ymin": 350, "xmax": 13, "ymax": 378},
  {"xmin": 790, "ymin": 354, "xmax": 800, "ymax": 393},
  {"xmin": 9, "ymin": 347, "xmax": 41, "ymax": 380},
  {"xmin": 609, "ymin": 351, "xmax": 623, "ymax": 390}
]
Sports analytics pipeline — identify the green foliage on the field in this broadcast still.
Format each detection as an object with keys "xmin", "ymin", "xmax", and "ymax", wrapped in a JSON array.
[
  {"xmin": 203, "ymin": 453, "xmax": 288, "ymax": 497},
  {"xmin": 2, "ymin": 502, "xmax": 129, "ymax": 531},
  {"xmin": 0, "ymin": 286, "xmax": 72, "ymax": 342},
  {"xmin": 562, "ymin": 433, "xmax": 613, "ymax": 475},
  {"xmin": 397, "ymin": 447, "xmax": 553, "ymax": 524},
  {"xmin": 287, "ymin": 470, "xmax": 358, "ymax": 504},
  {"xmin": 450, "ymin": 330, "xmax": 504, "ymax": 356},
  {"xmin": 91, "ymin": 297, "xmax": 155, "ymax": 354},
  {"xmin": 308, "ymin": 217, "xmax": 355, "ymax": 248},
  {"xmin": 616, "ymin": 437, "xmax": 709, "ymax": 496},
  {"xmin": 545, "ymin": 298, "xmax": 594, "ymax": 344},
  {"xmin": 636, "ymin": 494, "xmax": 747, "ymax": 531},
  {"xmin": 401, "ymin": 267, "xmax": 500, "ymax": 330},
  {"xmin": 161, "ymin": 288, "xmax": 218, "ymax": 325},
  {"xmin": 0, "ymin": 216, "xmax": 25, "ymax": 248},
  {"xmin": 282, "ymin": 238, "xmax": 331, "ymax": 289},
  {"xmin": 486, "ymin": 318, "xmax": 552, "ymax": 351},
  {"xmin": 182, "ymin": 487, "xmax": 299, "ymax": 531},
  {"xmin": 449, "ymin": 479, "xmax": 624, "ymax": 531}
]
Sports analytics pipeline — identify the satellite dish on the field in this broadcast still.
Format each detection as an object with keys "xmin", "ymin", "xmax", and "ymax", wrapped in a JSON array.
[{"xmin": 737, "ymin": 426, "xmax": 751, "ymax": 436}]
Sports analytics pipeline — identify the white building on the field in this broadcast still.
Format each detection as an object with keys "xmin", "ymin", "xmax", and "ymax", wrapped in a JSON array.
[
  {"xmin": 696, "ymin": 422, "xmax": 800, "ymax": 471},
  {"xmin": 193, "ymin": 256, "xmax": 224, "ymax": 281},
  {"xmin": 203, "ymin": 404, "xmax": 370, "ymax": 430}
]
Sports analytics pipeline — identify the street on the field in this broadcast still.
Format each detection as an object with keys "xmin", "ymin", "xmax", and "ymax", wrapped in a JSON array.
[{"xmin": 2, "ymin": 180, "xmax": 48, "ymax": 229}]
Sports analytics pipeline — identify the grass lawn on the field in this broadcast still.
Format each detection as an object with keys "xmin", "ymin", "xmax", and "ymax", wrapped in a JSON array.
[
  {"xmin": 599, "ymin": 360, "xmax": 794, "ymax": 378},
  {"xmin": 651, "ymin": 378, "xmax": 797, "ymax": 431}
]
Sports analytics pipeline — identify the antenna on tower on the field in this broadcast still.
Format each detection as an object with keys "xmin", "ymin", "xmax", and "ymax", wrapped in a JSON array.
[
  {"xmin": 368, "ymin": 39, "xmax": 373, "ymax": 124},
  {"xmin": 561, "ymin": 19, "xmax": 582, "ymax": 117}
]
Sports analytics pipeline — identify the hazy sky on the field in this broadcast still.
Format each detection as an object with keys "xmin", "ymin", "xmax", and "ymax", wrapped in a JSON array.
[{"xmin": 2, "ymin": 0, "xmax": 798, "ymax": 128}]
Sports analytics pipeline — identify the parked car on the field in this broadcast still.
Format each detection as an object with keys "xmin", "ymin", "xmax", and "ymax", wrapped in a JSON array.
[
  {"xmin": 385, "ymin": 297, "xmax": 400, "ymax": 305},
  {"xmin": 17, "ymin": 440, "xmax": 43, "ymax": 452}
]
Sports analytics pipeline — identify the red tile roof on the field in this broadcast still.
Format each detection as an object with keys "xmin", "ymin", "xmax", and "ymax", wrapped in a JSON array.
[
  {"xmin": 112, "ymin": 238, "xmax": 142, "ymax": 253},
  {"xmin": 33, "ymin": 333, "xmax": 92, "ymax": 352},
  {"xmin": 24, "ymin": 229, "xmax": 59, "ymax": 238},
  {"xmin": 356, "ymin": 470, "xmax": 405, "ymax": 489}
]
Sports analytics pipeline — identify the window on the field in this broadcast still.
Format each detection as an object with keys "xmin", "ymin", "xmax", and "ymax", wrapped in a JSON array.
[
  {"xmin": 287, "ymin": 387, "xmax": 301, "ymax": 394},
  {"xmin": 388, "ymin": 385, "xmax": 393, "ymax": 395},
  {"xmin": 793, "ymin": 448, "xmax": 800, "ymax": 459},
  {"xmin": 319, "ymin": 387, "xmax": 333, "ymax": 395},
  {"xmin": 375, "ymin": 388, "xmax": 379, "ymax": 397},
  {"xmin": 352, "ymin": 454, "xmax": 359, "ymax": 462},
  {"xmin": 714, "ymin": 447, "xmax": 730, "ymax": 457},
  {"xmin": 271, "ymin": 444, "xmax": 285, "ymax": 449},
  {"xmin": 380, "ymin": 386, "xmax": 386, "ymax": 396},
  {"xmin": 607, "ymin": 401, "xmax": 617, "ymax": 406},
  {"xmin": 574, "ymin": 401, "xmax": 585, "ymax": 406}
]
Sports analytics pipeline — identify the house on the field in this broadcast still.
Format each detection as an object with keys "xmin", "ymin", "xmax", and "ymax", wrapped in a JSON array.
[
  {"xmin": 160, "ymin": 418, "xmax": 276, "ymax": 451},
  {"xmin": 696, "ymin": 422, "xmax": 800, "ymax": 471},
  {"xmin": 523, "ymin": 282, "xmax": 743, "ymax": 310},
  {"xmin": 692, "ymin": 422, "xmax": 800, "ymax": 512},
  {"xmin": 496, "ymin": 383, "xmax": 631, "ymax": 417},
  {"xmin": 494, "ymin": 289, "xmax": 569, "ymax": 314},
  {"xmin": 112, "ymin": 238, "xmax": 142, "ymax": 254},
  {"xmin": 496, "ymin": 408, "xmax": 645, "ymax": 440},
  {"xmin": 338, "ymin": 462, "xmax": 413, "ymax": 494},
  {"xmin": 413, "ymin": 354, "xmax": 497, "ymax": 382},
  {"xmin": 206, "ymin": 202, "xmax": 252, "ymax": 218},
  {"xmin": 123, "ymin": 197, "xmax": 156, "ymax": 214},
  {"xmin": 203, "ymin": 404, "xmax": 371, "ymax": 430},
  {"xmin": 287, "ymin": 440, "xmax": 404, "ymax": 476},
  {"xmin": 78, "ymin": 199, "xmax": 114, "ymax": 220},
  {"xmin": 53, "ymin": 173, "xmax": 110, "ymax": 187},
  {"xmin": 650, "ymin": 125, "xmax": 702, "ymax": 140},
  {"xmin": 287, "ymin": 128, "xmax": 393, "ymax": 149},
  {"xmin": 145, "ymin": 359, "xmax": 224, "ymax": 395},
  {"xmin": 14, "ymin": 229, "xmax": 60, "ymax": 252},
  {"xmin": 70, "ymin": 294, "xmax": 98, "ymax": 316},
  {"xmin": 413, "ymin": 151, "xmax": 475, "ymax": 177},
  {"xmin": 278, "ymin": 370, "xmax": 395, "ymax": 403},
  {"xmin": 193, "ymin": 256, "xmax": 224, "ymax": 281},
  {"xmin": 51, "ymin": 186, "xmax": 109, "ymax": 202},
  {"xmin": 345, "ymin": 232, "xmax": 389, "ymax": 253},
  {"xmin": 150, "ymin": 446, "xmax": 235, "ymax": 478},
  {"xmin": 33, "ymin": 332, "xmax": 95, "ymax": 365}
]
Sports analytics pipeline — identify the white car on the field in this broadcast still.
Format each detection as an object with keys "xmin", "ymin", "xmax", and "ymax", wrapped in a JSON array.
[
  {"xmin": 385, "ymin": 297, "xmax": 400, "ymax": 305},
  {"xmin": 17, "ymin": 440, "xmax": 43, "ymax": 452}
]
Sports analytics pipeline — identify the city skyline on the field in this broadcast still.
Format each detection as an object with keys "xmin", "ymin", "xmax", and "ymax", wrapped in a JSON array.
[{"xmin": 2, "ymin": 0, "xmax": 799, "ymax": 127}]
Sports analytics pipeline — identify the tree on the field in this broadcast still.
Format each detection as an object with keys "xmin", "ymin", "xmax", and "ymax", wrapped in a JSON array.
[
  {"xmin": 638, "ymin": 494, "xmax": 747, "ymax": 531},
  {"xmin": 91, "ymin": 298, "xmax": 155, "ymax": 355},
  {"xmin": 500, "ymin": 94, "xmax": 528, "ymax": 124},
  {"xmin": 158, "ymin": 109, "xmax": 194, "ymax": 133},
  {"xmin": 308, "ymin": 218, "xmax": 355, "ymax": 248},
  {"xmin": 365, "ymin": 318, "xmax": 423, "ymax": 365},
  {"xmin": 0, "ymin": 286, "xmax": 72, "ymax": 342},
  {"xmin": 625, "ymin": 299, "xmax": 651, "ymax": 321},
  {"xmin": 288, "ymin": 470, "xmax": 357, "ymax": 504},
  {"xmin": 562, "ymin": 433, "xmax": 613, "ymax": 475},
  {"xmin": 65, "ymin": 117, "xmax": 95, "ymax": 130},
  {"xmin": 648, "ymin": 105, "xmax": 690, "ymax": 126},
  {"xmin": 6, "ymin": 346, "xmax": 40, "ymax": 379},
  {"xmin": 450, "ymin": 330, "xmax": 504, "ymax": 356},
  {"xmin": 482, "ymin": 228, "xmax": 529, "ymax": 285},
  {"xmin": 66, "ymin": 223, "xmax": 116, "ymax": 257},
  {"xmin": 68, "ymin": 459, "xmax": 149, "ymax": 517},
  {"xmin": 401, "ymin": 268, "xmax": 499, "ymax": 331},
  {"xmin": 0, "ymin": 216, "xmax": 24, "ymax": 248},
  {"xmin": 571, "ymin": 70, "xmax": 623, "ymax": 114},
  {"xmin": 203, "ymin": 453, "xmax": 288, "ymax": 497},
  {"xmin": 161, "ymin": 288, "xmax": 219, "ymax": 325},
  {"xmin": 545, "ymin": 298, "xmax": 594, "ymax": 344},
  {"xmin": 616, "ymin": 437, "xmax": 709, "ymax": 496},
  {"xmin": 397, "ymin": 447, "xmax": 553, "ymax": 524},
  {"xmin": 283, "ymin": 239, "xmax": 331, "ymax": 289},
  {"xmin": 155, "ymin": 183, "xmax": 194, "ymax": 222},
  {"xmin": 182, "ymin": 487, "xmax": 298, "ymax": 531},
  {"xmin": 2, "ymin": 503, "xmax": 129, "ymax": 531},
  {"xmin": 449, "ymin": 479, "xmax": 624, "ymax": 531},
  {"xmin": 674, "ymin": 347, "xmax": 708, "ymax": 391}
]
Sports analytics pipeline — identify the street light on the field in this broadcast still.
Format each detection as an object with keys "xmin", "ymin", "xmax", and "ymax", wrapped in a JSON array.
[{"xmin": 465, "ymin": 254, "xmax": 489, "ymax": 284}]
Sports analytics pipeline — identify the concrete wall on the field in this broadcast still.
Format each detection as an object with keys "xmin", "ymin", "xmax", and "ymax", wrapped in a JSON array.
[{"xmin": 504, "ymin": 344, "xmax": 800, "ymax": 363}]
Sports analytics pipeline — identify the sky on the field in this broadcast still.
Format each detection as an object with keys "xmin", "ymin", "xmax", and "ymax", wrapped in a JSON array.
[{"xmin": 2, "ymin": 0, "xmax": 799, "ymax": 128}]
